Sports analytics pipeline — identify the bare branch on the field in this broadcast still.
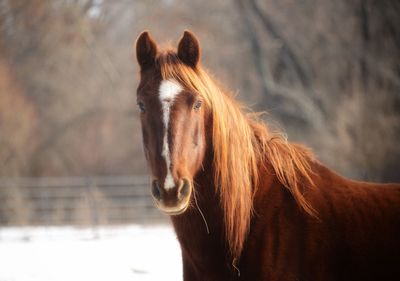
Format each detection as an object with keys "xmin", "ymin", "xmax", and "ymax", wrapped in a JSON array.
[
  {"xmin": 233, "ymin": 0, "xmax": 272, "ymax": 97},
  {"xmin": 248, "ymin": 0, "xmax": 311, "ymax": 88}
]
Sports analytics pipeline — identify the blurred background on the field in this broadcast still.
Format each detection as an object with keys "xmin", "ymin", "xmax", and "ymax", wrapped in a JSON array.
[{"xmin": 0, "ymin": 0, "xmax": 399, "ymax": 280}]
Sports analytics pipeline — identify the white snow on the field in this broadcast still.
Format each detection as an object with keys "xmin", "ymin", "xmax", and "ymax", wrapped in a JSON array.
[{"xmin": 0, "ymin": 224, "xmax": 182, "ymax": 281}]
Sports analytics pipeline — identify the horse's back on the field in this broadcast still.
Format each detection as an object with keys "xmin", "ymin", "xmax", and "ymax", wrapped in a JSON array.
[
  {"xmin": 307, "ymin": 164, "xmax": 400, "ymax": 280},
  {"xmin": 242, "ymin": 163, "xmax": 400, "ymax": 281}
]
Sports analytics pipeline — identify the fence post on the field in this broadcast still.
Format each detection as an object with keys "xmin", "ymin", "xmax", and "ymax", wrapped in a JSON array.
[{"xmin": 85, "ymin": 178, "xmax": 99, "ymax": 238}]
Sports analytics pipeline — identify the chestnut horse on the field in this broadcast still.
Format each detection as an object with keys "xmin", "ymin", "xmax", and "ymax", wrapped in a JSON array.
[{"xmin": 134, "ymin": 30, "xmax": 400, "ymax": 281}]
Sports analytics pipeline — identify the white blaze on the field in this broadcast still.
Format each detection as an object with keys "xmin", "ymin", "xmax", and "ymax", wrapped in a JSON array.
[{"xmin": 159, "ymin": 80, "xmax": 183, "ymax": 190}]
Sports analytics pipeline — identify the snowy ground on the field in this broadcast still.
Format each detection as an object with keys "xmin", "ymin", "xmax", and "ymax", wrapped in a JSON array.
[{"xmin": 0, "ymin": 225, "xmax": 182, "ymax": 281}]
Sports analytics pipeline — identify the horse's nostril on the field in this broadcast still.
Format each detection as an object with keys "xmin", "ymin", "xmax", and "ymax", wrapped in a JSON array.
[
  {"xmin": 152, "ymin": 180, "xmax": 162, "ymax": 200},
  {"xmin": 178, "ymin": 178, "xmax": 191, "ymax": 198}
]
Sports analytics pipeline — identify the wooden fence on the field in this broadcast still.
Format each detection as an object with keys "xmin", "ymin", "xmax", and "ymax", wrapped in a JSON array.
[{"xmin": 0, "ymin": 176, "xmax": 167, "ymax": 226}]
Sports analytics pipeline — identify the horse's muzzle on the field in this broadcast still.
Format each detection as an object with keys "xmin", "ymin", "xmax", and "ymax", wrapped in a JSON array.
[{"xmin": 151, "ymin": 178, "xmax": 192, "ymax": 215}]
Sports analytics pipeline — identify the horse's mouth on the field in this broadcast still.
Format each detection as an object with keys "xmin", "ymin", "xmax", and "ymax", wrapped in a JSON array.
[
  {"xmin": 156, "ymin": 202, "xmax": 190, "ymax": 216},
  {"xmin": 163, "ymin": 205, "xmax": 189, "ymax": 216}
]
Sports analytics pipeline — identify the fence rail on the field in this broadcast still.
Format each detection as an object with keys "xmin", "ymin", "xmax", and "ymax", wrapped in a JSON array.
[{"xmin": 0, "ymin": 176, "xmax": 167, "ymax": 226}]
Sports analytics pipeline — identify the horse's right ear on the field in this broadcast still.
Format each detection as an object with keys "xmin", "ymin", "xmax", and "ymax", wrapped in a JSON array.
[{"xmin": 135, "ymin": 31, "xmax": 158, "ymax": 71}]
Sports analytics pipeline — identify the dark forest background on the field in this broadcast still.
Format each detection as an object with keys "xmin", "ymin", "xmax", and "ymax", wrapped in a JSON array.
[{"xmin": 0, "ymin": 0, "xmax": 399, "ymax": 182}]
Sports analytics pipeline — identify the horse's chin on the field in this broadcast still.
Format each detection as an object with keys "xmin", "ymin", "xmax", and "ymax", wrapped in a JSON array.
[
  {"xmin": 157, "ymin": 202, "xmax": 190, "ymax": 216},
  {"xmin": 163, "ymin": 205, "xmax": 189, "ymax": 216}
]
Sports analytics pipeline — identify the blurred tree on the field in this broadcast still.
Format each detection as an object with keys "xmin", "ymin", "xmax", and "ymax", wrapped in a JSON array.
[
  {"xmin": 0, "ymin": 57, "xmax": 37, "ymax": 176},
  {"xmin": 234, "ymin": 0, "xmax": 400, "ymax": 181},
  {"xmin": 0, "ymin": 0, "xmax": 398, "ymax": 181}
]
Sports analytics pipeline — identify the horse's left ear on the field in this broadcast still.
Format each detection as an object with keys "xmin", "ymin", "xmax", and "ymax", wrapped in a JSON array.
[{"xmin": 178, "ymin": 30, "xmax": 201, "ymax": 68}]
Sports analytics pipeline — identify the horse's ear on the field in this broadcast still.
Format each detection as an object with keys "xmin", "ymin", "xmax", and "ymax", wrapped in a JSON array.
[
  {"xmin": 177, "ymin": 30, "xmax": 200, "ymax": 68},
  {"xmin": 136, "ymin": 31, "xmax": 158, "ymax": 71}
]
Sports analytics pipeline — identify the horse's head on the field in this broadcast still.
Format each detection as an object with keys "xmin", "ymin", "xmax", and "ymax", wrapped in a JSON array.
[{"xmin": 135, "ymin": 31, "xmax": 207, "ymax": 215}]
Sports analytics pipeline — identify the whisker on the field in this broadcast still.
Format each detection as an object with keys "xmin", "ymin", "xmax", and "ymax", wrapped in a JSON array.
[
  {"xmin": 193, "ymin": 188, "xmax": 210, "ymax": 234},
  {"xmin": 232, "ymin": 258, "xmax": 241, "ymax": 277}
]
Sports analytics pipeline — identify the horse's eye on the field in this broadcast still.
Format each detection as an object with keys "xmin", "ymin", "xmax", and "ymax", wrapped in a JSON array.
[
  {"xmin": 138, "ymin": 102, "xmax": 146, "ymax": 113},
  {"xmin": 194, "ymin": 100, "xmax": 202, "ymax": 111}
]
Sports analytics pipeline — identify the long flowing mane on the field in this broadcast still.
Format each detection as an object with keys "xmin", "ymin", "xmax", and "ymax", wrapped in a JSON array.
[{"xmin": 157, "ymin": 50, "xmax": 316, "ymax": 259}]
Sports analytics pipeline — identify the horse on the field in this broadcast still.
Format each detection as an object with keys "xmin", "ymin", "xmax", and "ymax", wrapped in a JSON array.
[{"xmin": 134, "ymin": 30, "xmax": 400, "ymax": 281}]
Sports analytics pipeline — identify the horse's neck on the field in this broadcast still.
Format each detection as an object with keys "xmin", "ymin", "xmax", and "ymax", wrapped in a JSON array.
[{"xmin": 170, "ymin": 153, "xmax": 231, "ymax": 274}]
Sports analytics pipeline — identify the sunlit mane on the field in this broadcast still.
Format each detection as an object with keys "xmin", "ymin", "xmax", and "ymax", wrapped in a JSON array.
[{"xmin": 157, "ymin": 50, "xmax": 316, "ymax": 259}]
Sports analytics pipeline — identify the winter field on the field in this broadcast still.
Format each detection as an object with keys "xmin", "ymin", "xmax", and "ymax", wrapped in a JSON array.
[{"xmin": 0, "ymin": 225, "xmax": 182, "ymax": 281}]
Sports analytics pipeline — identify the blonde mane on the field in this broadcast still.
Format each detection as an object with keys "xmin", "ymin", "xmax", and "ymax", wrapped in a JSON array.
[{"xmin": 157, "ymin": 51, "xmax": 316, "ymax": 259}]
